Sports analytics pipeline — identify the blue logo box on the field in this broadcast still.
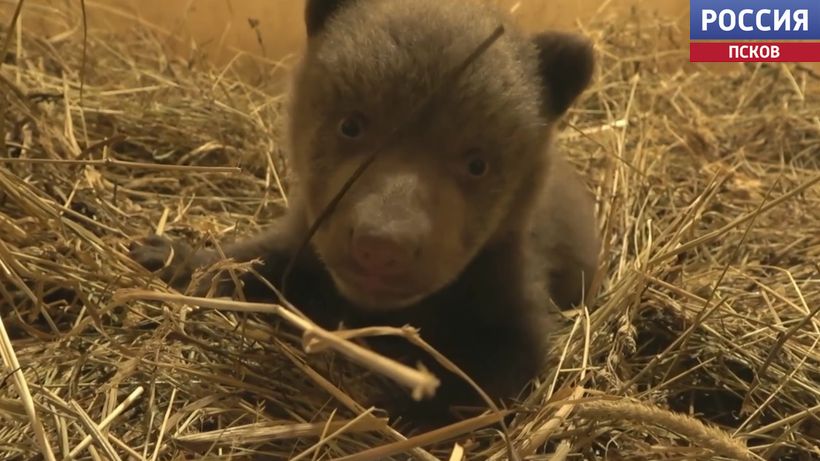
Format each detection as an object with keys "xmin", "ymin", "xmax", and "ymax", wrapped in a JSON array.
[{"xmin": 690, "ymin": 0, "xmax": 820, "ymax": 40}]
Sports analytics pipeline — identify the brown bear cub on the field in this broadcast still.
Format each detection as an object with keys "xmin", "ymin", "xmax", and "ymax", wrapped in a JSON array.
[{"xmin": 130, "ymin": 0, "xmax": 600, "ymax": 428}]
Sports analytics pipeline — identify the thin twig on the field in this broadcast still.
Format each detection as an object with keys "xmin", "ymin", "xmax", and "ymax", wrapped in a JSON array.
[
  {"xmin": 0, "ymin": 316, "xmax": 57, "ymax": 461},
  {"xmin": 112, "ymin": 289, "xmax": 441, "ymax": 400}
]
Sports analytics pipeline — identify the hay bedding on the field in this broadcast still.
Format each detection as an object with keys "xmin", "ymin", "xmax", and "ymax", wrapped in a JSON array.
[{"xmin": 1, "ymin": 2, "xmax": 819, "ymax": 460}]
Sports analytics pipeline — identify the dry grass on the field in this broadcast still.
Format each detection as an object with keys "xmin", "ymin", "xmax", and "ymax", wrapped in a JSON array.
[{"xmin": 2, "ymin": 1, "xmax": 820, "ymax": 460}]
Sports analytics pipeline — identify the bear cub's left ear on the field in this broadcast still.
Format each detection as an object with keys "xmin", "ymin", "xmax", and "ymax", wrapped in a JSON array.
[
  {"xmin": 305, "ymin": 0, "xmax": 355, "ymax": 37},
  {"xmin": 532, "ymin": 32, "xmax": 595, "ymax": 119}
]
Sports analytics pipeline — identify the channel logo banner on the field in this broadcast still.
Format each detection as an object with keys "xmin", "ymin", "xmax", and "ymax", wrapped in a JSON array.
[{"xmin": 690, "ymin": 0, "xmax": 820, "ymax": 62}]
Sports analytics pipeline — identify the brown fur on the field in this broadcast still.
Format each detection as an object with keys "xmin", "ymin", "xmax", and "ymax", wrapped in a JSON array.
[{"xmin": 130, "ymin": 0, "xmax": 600, "ymax": 428}]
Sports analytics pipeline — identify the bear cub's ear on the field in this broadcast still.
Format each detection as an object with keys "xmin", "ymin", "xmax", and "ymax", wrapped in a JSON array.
[
  {"xmin": 532, "ymin": 32, "xmax": 595, "ymax": 119},
  {"xmin": 305, "ymin": 0, "xmax": 354, "ymax": 37}
]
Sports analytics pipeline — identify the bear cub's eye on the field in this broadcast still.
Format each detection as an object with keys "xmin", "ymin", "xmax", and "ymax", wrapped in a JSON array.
[
  {"xmin": 338, "ymin": 113, "xmax": 366, "ymax": 139},
  {"xmin": 465, "ymin": 151, "xmax": 489, "ymax": 178}
]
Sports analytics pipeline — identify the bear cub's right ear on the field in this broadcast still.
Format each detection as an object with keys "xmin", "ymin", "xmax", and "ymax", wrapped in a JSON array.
[{"xmin": 532, "ymin": 32, "xmax": 595, "ymax": 120}]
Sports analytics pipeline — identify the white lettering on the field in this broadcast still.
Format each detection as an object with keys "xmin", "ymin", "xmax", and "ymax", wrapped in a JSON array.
[
  {"xmin": 703, "ymin": 9, "xmax": 810, "ymax": 32},
  {"xmin": 774, "ymin": 10, "xmax": 790, "ymax": 31},
  {"xmin": 730, "ymin": 45, "xmax": 781, "ymax": 60},
  {"xmin": 739, "ymin": 9, "xmax": 754, "ymax": 32},
  {"xmin": 719, "ymin": 10, "xmax": 736, "ymax": 31},
  {"xmin": 756, "ymin": 9, "xmax": 771, "ymax": 31},
  {"xmin": 702, "ymin": 9, "xmax": 717, "ymax": 31},
  {"xmin": 794, "ymin": 10, "xmax": 809, "ymax": 31}
]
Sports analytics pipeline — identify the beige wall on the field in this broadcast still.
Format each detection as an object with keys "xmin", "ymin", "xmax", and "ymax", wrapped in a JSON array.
[
  {"xmin": 15, "ymin": 0, "xmax": 689, "ymax": 66},
  {"xmin": 119, "ymin": 0, "xmax": 688, "ymax": 63}
]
